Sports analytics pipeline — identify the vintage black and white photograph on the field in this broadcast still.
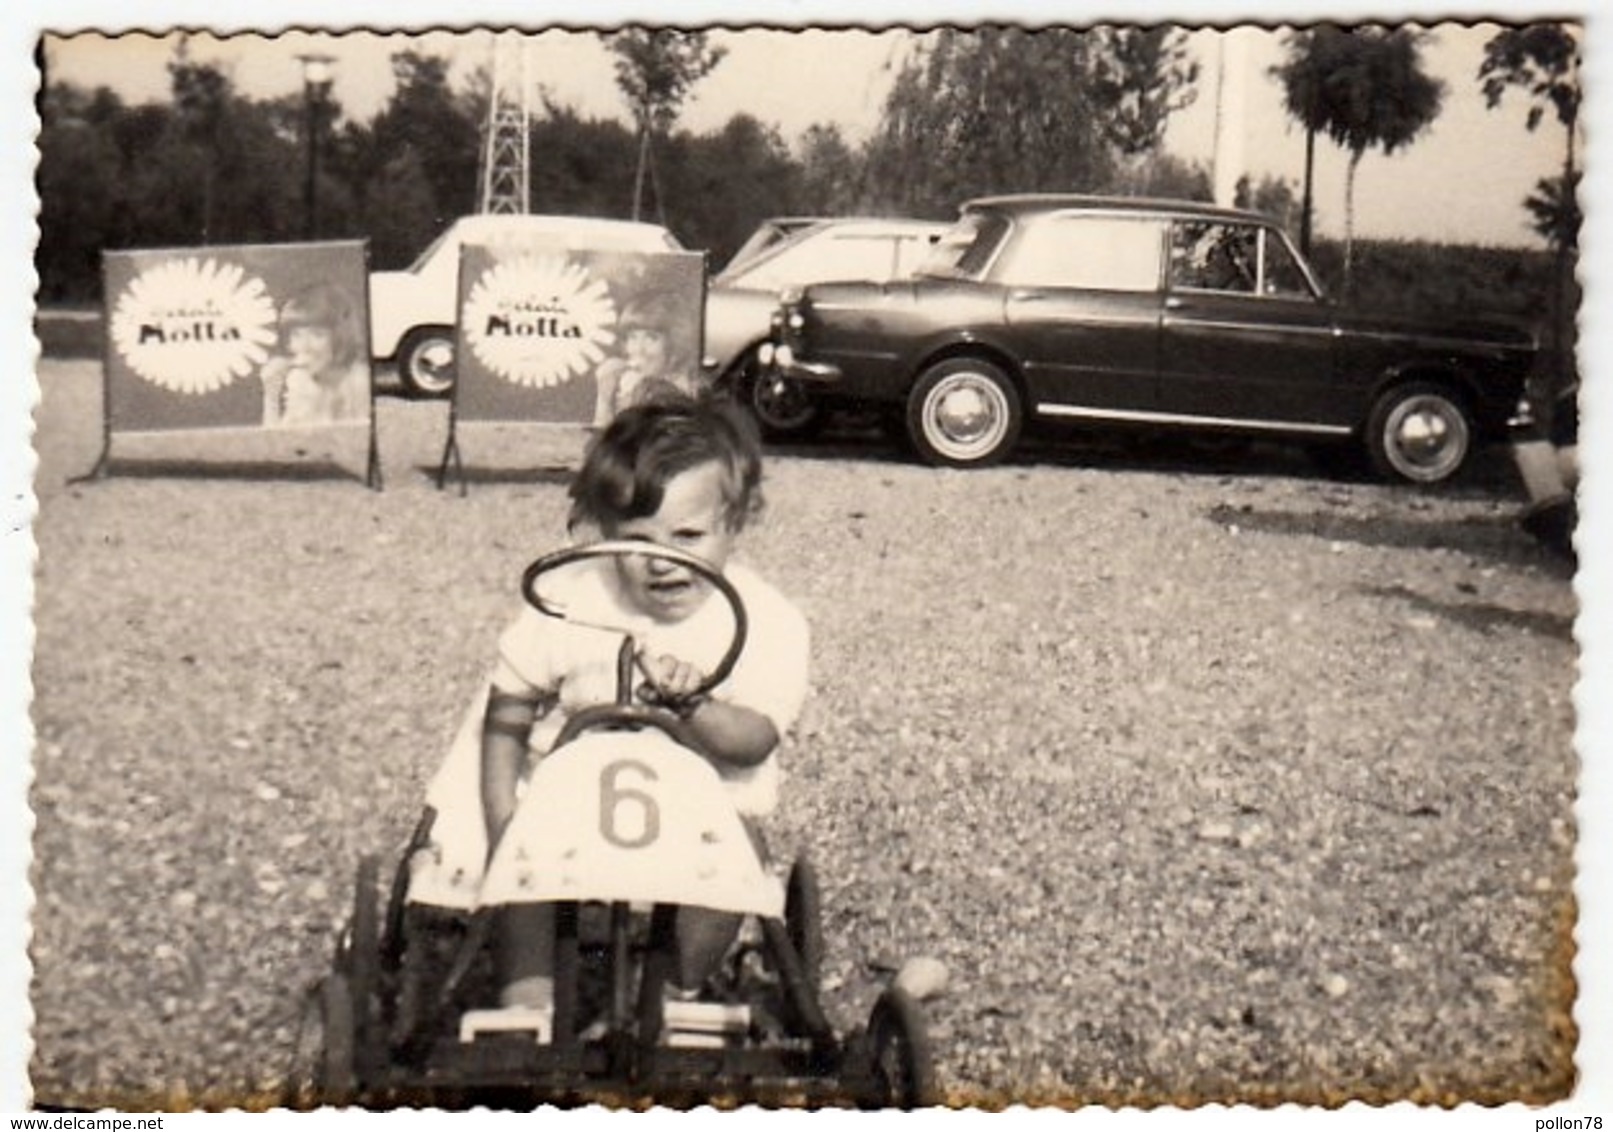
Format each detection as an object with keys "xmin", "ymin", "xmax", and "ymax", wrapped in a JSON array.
[{"xmin": 13, "ymin": 0, "xmax": 1607, "ymax": 1115}]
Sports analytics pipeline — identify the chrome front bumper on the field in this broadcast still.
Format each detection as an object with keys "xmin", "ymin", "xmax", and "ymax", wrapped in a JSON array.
[{"xmin": 756, "ymin": 341, "xmax": 844, "ymax": 386}]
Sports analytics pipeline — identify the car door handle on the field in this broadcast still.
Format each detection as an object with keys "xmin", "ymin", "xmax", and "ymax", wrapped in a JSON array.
[{"xmin": 1164, "ymin": 296, "xmax": 1186, "ymax": 310}]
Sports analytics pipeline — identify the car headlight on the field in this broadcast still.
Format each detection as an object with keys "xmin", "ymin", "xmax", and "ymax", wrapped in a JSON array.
[
  {"xmin": 776, "ymin": 344, "xmax": 795, "ymax": 368},
  {"xmin": 756, "ymin": 342, "xmax": 775, "ymax": 366},
  {"xmin": 787, "ymin": 311, "xmax": 805, "ymax": 332}
]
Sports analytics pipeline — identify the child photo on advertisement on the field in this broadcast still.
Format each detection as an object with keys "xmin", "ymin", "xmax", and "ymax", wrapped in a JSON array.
[
  {"xmin": 260, "ymin": 282, "xmax": 371, "ymax": 428},
  {"xmin": 591, "ymin": 291, "xmax": 700, "ymax": 427}
]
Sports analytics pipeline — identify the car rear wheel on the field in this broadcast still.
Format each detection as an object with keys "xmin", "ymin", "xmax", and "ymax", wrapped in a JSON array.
[
  {"xmin": 397, "ymin": 327, "xmax": 457, "ymax": 398},
  {"xmin": 1365, "ymin": 383, "xmax": 1472, "ymax": 485},
  {"xmin": 906, "ymin": 358, "xmax": 1022, "ymax": 468}
]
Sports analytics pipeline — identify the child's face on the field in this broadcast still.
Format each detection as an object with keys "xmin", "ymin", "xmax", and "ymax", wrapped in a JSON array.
[
  {"xmin": 608, "ymin": 460, "xmax": 737, "ymax": 624},
  {"xmin": 287, "ymin": 324, "xmax": 337, "ymax": 377},
  {"xmin": 623, "ymin": 325, "xmax": 670, "ymax": 377}
]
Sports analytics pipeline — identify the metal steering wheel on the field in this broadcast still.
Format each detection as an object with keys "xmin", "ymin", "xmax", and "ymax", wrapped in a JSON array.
[{"xmin": 520, "ymin": 539, "xmax": 749, "ymax": 705}]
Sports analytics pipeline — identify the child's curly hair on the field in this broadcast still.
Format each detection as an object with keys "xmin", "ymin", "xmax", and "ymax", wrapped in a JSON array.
[{"xmin": 568, "ymin": 391, "xmax": 765, "ymax": 535}]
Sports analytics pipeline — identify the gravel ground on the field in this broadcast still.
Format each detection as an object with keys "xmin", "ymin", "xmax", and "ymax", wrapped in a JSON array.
[{"xmin": 25, "ymin": 359, "xmax": 1580, "ymax": 1109}]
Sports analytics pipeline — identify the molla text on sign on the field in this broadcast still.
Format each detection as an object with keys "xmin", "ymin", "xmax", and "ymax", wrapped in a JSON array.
[
  {"xmin": 463, "ymin": 253, "xmax": 616, "ymax": 390},
  {"xmin": 109, "ymin": 257, "xmax": 278, "ymax": 395}
]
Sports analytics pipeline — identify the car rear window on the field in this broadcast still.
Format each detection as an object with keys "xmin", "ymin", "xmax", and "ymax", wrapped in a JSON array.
[{"xmin": 917, "ymin": 212, "xmax": 1011, "ymax": 280}]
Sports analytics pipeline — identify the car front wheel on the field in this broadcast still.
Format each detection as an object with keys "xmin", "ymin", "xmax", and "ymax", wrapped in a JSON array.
[
  {"xmin": 397, "ymin": 326, "xmax": 457, "ymax": 398},
  {"xmin": 906, "ymin": 357, "xmax": 1022, "ymax": 468},
  {"xmin": 1365, "ymin": 382, "xmax": 1472, "ymax": 485},
  {"xmin": 742, "ymin": 353, "xmax": 823, "ymax": 439}
]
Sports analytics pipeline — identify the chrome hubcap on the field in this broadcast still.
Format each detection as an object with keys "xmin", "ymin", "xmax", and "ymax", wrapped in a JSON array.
[
  {"xmin": 410, "ymin": 338, "xmax": 456, "ymax": 392},
  {"xmin": 924, "ymin": 373, "xmax": 1008, "ymax": 459},
  {"xmin": 1385, "ymin": 395, "xmax": 1467, "ymax": 481}
]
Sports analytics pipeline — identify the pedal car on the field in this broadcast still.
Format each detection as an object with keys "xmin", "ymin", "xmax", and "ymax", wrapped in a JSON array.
[{"xmin": 287, "ymin": 540, "xmax": 934, "ymax": 1108}]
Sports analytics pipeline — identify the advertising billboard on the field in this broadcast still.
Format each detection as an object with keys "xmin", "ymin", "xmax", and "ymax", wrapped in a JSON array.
[{"xmin": 103, "ymin": 242, "xmax": 373, "ymax": 434}]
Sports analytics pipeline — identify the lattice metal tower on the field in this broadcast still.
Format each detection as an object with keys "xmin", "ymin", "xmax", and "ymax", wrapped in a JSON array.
[{"xmin": 479, "ymin": 33, "xmax": 530, "ymax": 214}]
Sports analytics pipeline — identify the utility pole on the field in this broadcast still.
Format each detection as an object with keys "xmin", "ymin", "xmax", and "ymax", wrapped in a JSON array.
[
  {"xmin": 1212, "ymin": 29, "xmax": 1253, "ymax": 209},
  {"xmin": 296, "ymin": 53, "xmax": 336, "ymax": 238},
  {"xmin": 480, "ymin": 33, "xmax": 530, "ymax": 214}
]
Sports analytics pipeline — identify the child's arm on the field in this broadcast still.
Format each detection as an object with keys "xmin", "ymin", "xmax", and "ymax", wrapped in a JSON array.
[
  {"xmin": 637, "ymin": 653, "xmax": 778, "ymax": 768},
  {"xmin": 260, "ymin": 356, "xmax": 289, "ymax": 425},
  {"xmin": 681, "ymin": 699, "xmax": 779, "ymax": 768},
  {"xmin": 592, "ymin": 356, "xmax": 625, "ymax": 428},
  {"xmin": 480, "ymin": 686, "xmax": 545, "ymax": 854}
]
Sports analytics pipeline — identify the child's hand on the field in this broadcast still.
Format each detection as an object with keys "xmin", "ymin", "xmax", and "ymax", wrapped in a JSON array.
[{"xmin": 635, "ymin": 650, "xmax": 708, "ymax": 710}]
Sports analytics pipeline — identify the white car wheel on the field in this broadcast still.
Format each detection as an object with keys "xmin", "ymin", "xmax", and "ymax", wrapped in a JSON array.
[
  {"xmin": 906, "ymin": 358, "xmax": 1022, "ymax": 468},
  {"xmin": 1367, "ymin": 383, "xmax": 1472, "ymax": 484},
  {"xmin": 397, "ymin": 327, "xmax": 457, "ymax": 398}
]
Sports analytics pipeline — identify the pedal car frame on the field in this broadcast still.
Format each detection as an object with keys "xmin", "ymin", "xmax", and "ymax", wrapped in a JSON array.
[{"xmin": 288, "ymin": 540, "xmax": 933, "ymax": 1109}]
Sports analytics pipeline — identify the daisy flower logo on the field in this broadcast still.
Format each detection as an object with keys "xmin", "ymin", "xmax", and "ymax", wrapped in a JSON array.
[
  {"xmin": 462, "ymin": 254, "xmax": 617, "ymax": 388},
  {"xmin": 109, "ymin": 257, "xmax": 278, "ymax": 394}
]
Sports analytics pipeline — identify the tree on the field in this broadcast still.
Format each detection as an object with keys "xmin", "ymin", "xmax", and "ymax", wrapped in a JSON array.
[
  {"xmin": 666, "ymin": 114, "xmax": 798, "ymax": 262},
  {"xmin": 1524, "ymin": 171, "xmax": 1581, "ymax": 251},
  {"xmin": 1273, "ymin": 26, "xmax": 1444, "ymax": 291},
  {"xmin": 1114, "ymin": 151, "xmax": 1212, "ymax": 200},
  {"xmin": 526, "ymin": 96, "xmax": 640, "ymax": 220},
  {"xmin": 37, "ymin": 84, "xmax": 125, "ymax": 301},
  {"xmin": 862, "ymin": 27, "xmax": 1120, "ymax": 216},
  {"xmin": 1479, "ymin": 22, "xmax": 1580, "ymax": 178},
  {"xmin": 1235, "ymin": 173, "xmax": 1301, "ymax": 233},
  {"xmin": 607, "ymin": 29, "xmax": 726, "ymax": 222},
  {"xmin": 167, "ymin": 43, "xmax": 231, "ymax": 242},
  {"xmin": 367, "ymin": 51, "xmax": 482, "ymax": 226},
  {"xmin": 795, "ymin": 124, "xmax": 864, "ymax": 215},
  {"xmin": 1089, "ymin": 25, "xmax": 1200, "ymax": 187},
  {"xmin": 1480, "ymin": 22, "xmax": 1582, "ymax": 373}
]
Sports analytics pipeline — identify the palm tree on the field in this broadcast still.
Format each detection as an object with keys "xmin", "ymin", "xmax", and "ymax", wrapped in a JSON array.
[{"xmin": 1273, "ymin": 25, "xmax": 1444, "ymax": 291}]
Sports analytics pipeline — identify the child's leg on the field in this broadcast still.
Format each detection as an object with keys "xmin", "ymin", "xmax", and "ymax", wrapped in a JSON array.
[
  {"xmin": 495, "ymin": 903, "xmax": 555, "ymax": 1007},
  {"xmin": 674, "ymin": 908, "xmax": 742, "ymax": 992}
]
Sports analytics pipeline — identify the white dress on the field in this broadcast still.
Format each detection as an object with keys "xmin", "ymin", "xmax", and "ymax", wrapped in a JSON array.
[{"xmin": 409, "ymin": 558, "xmax": 810, "ymax": 910}]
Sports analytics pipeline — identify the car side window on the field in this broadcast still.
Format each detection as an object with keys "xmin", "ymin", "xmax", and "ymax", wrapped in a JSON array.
[
  {"xmin": 1170, "ymin": 221, "xmax": 1261, "ymax": 294},
  {"xmin": 996, "ymin": 216, "xmax": 1164, "ymax": 291}
]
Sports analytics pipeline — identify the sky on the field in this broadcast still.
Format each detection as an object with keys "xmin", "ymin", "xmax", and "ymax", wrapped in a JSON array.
[{"xmin": 38, "ymin": 20, "xmax": 1574, "ymax": 248}]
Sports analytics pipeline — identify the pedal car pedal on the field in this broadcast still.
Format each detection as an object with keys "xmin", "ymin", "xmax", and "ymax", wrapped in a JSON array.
[
  {"xmin": 459, "ymin": 1006, "xmax": 552, "ymax": 1044},
  {"xmin": 662, "ymin": 1000, "xmax": 750, "ymax": 1048}
]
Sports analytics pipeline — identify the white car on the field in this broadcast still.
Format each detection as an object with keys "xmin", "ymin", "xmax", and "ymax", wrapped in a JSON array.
[
  {"xmin": 370, "ymin": 214, "xmax": 687, "ymax": 396},
  {"xmin": 702, "ymin": 217, "xmax": 949, "ymax": 433}
]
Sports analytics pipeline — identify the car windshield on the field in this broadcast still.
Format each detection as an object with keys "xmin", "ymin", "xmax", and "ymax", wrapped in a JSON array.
[
  {"xmin": 914, "ymin": 212, "xmax": 1011, "ymax": 280},
  {"xmin": 408, "ymin": 224, "xmax": 457, "ymax": 273}
]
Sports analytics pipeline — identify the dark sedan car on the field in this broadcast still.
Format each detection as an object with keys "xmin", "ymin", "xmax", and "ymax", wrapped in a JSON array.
[{"xmin": 758, "ymin": 194, "xmax": 1538, "ymax": 483}]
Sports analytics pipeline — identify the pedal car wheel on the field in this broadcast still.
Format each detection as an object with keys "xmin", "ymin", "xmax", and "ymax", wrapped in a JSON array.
[
  {"xmin": 286, "ymin": 975, "xmax": 357, "ymax": 1108},
  {"xmin": 785, "ymin": 856, "xmax": 823, "ymax": 989},
  {"xmin": 320, "ymin": 973, "xmax": 359, "ymax": 1106},
  {"xmin": 862, "ymin": 985, "xmax": 934, "ymax": 1109},
  {"xmin": 346, "ymin": 857, "xmax": 382, "ymax": 1075}
]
